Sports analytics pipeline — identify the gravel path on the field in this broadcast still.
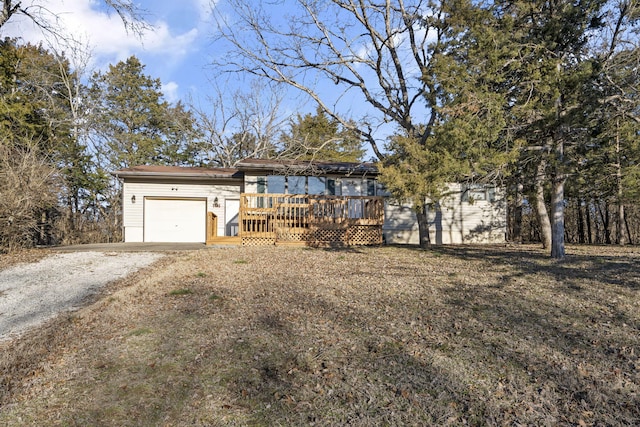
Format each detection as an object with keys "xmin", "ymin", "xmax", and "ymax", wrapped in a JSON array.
[{"xmin": 0, "ymin": 251, "xmax": 164, "ymax": 341}]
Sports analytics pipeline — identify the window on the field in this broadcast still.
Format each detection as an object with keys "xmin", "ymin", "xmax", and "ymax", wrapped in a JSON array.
[
  {"xmin": 308, "ymin": 177, "xmax": 326, "ymax": 195},
  {"xmin": 327, "ymin": 178, "xmax": 341, "ymax": 196},
  {"xmin": 255, "ymin": 175, "xmax": 379, "ymax": 196},
  {"xmin": 256, "ymin": 177, "xmax": 266, "ymax": 208},
  {"xmin": 257, "ymin": 177, "xmax": 266, "ymax": 194},
  {"xmin": 366, "ymin": 179, "xmax": 376, "ymax": 196},
  {"xmin": 288, "ymin": 176, "xmax": 306, "ymax": 194},
  {"xmin": 462, "ymin": 184, "xmax": 496, "ymax": 203},
  {"xmin": 267, "ymin": 175, "xmax": 285, "ymax": 194}
]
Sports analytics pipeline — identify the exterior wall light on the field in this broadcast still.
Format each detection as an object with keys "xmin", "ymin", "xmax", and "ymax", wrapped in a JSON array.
[
  {"xmin": 213, "ymin": 197, "xmax": 220, "ymax": 208},
  {"xmin": 131, "ymin": 195, "xmax": 136, "ymax": 204}
]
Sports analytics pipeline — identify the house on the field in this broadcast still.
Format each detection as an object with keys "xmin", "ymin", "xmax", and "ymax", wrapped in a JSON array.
[{"xmin": 113, "ymin": 159, "xmax": 506, "ymax": 246}]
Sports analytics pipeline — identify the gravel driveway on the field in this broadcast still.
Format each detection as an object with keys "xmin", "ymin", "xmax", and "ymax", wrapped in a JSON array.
[{"xmin": 0, "ymin": 251, "xmax": 164, "ymax": 341}]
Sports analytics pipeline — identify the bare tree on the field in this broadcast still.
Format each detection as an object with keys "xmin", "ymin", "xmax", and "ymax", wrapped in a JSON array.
[
  {"xmin": 0, "ymin": 141, "xmax": 59, "ymax": 252},
  {"xmin": 212, "ymin": 0, "xmax": 439, "ymax": 162},
  {"xmin": 191, "ymin": 80, "xmax": 287, "ymax": 167},
  {"xmin": 0, "ymin": 0, "xmax": 149, "ymax": 36},
  {"xmin": 596, "ymin": 1, "xmax": 640, "ymax": 246},
  {"xmin": 212, "ymin": 0, "xmax": 452, "ymax": 248}
]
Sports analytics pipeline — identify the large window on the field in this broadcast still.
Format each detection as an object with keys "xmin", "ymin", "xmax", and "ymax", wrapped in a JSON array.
[
  {"xmin": 261, "ymin": 175, "xmax": 376, "ymax": 196},
  {"xmin": 366, "ymin": 179, "xmax": 376, "ymax": 196},
  {"xmin": 267, "ymin": 175, "xmax": 285, "ymax": 194},
  {"xmin": 288, "ymin": 176, "xmax": 306, "ymax": 194},
  {"xmin": 308, "ymin": 177, "xmax": 326, "ymax": 195},
  {"xmin": 327, "ymin": 178, "xmax": 341, "ymax": 196},
  {"xmin": 257, "ymin": 177, "xmax": 266, "ymax": 194}
]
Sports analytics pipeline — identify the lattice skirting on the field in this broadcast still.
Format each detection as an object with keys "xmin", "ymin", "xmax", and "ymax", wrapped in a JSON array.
[
  {"xmin": 310, "ymin": 226, "xmax": 382, "ymax": 246},
  {"xmin": 275, "ymin": 229, "xmax": 312, "ymax": 242},
  {"xmin": 241, "ymin": 226, "xmax": 382, "ymax": 246},
  {"xmin": 347, "ymin": 225, "xmax": 383, "ymax": 245},
  {"xmin": 242, "ymin": 237, "xmax": 276, "ymax": 246},
  {"xmin": 313, "ymin": 228, "xmax": 347, "ymax": 243}
]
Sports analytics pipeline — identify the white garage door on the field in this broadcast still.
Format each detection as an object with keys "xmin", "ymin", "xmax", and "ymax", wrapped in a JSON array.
[{"xmin": 144, "ymin": 198, "xmax": 206, "ymax": 242}]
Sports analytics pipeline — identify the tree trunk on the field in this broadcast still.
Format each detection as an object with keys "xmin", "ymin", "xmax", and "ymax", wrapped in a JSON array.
[
  {"xmin": 605, "ymin": 204, "xmax": 611, "ymax": 244},
  {"xmin": 624, "ymin": 213, "xmax": 633, "ymax": 245},
  {"xmin": 597, "ymin": 202, "xmax": 612, "ymax": 244},
  {"xmin": 534, "ymin": 158, "xmax": 552, "ymax": 249},
  {"xmin": 551, "ymin": 176, "xmax": 566, "ymax": 259},
  {"xmin": 416, "ymin": 204, "xmax": 431, "ymax": 249},
  {"xmin": 550, "ymin": 129, "xmax": 566, "ymax": 259},
  {"xmin": 615, "ymin": 121, "xmax": 626, "ymax": 246},
  {"xmin": 511, "ymin": 182, "xmax": 523, "ymax": 243},
  {"xmin": 586, "ymin": 200, "xmax": 593, "ymax": 244},
  {"xmin": 577, "ymin": 199, "xmax": 585, "ymax": 244},
  {"xmin": 618, "ymin": 203, "xmax": 626, "ymax": 246}
]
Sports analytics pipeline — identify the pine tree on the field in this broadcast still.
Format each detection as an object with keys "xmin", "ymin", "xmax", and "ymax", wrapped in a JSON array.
[
  {"xmin": 0, "ymin": 39, "xmax": 56, "ymax": 151},
  {"xmin": 89, "ymin": 56, "xmax": 197, "ymax": 169},
  {"xmin": 421, "ymin": 0, "xmax": 622, "ymax": 258},
  {"xmin": 281, "ymin": 107, "xmax": 365, "ymax": 162}
]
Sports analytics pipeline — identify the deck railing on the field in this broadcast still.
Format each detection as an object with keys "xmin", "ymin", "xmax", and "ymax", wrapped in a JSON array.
[{"xmin": 239, "ymin": 193, "xmax": 384, "ymax": 246}]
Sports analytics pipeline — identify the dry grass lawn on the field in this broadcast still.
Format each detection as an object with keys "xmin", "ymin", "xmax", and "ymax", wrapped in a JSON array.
[{"xmin": 1, "ymin": 244, "xmax": 639, "ymax": 426}]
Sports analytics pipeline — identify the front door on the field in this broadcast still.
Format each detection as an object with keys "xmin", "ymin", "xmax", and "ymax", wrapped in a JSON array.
[
  {"xmin": 225, "ymin": 199, "xmax": 240, "ymax": 236},
  {"xmin": 341, "ymin": 179, "xmax": 363, "ymax": 218}
]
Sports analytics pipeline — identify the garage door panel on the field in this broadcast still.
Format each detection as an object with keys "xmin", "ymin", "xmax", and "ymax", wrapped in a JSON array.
[{"xmin": 144, "ymin": 199, "xmax": 206, "ymax": 243}]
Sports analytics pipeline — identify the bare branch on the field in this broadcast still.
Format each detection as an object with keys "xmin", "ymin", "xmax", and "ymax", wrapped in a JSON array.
[
  {"xmin": 190, "ymin": 80, "xmax": 288, "ymax": 167},
  {"xmin": 212, "ymin": 0, "xmax": 441, "ymax": 160},
  {"xmin": 0, "ymin": 0, "xmax": 149, "ymax": 38}
]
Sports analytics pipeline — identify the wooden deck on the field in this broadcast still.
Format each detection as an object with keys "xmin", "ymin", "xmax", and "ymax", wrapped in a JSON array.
[
  {"xmin": 239, "ymin": 193, "xmax": 384, "ymax": 247},
  {"xmin": 206, "ymin": 236, "xmax": 242, "ymax": 246}
]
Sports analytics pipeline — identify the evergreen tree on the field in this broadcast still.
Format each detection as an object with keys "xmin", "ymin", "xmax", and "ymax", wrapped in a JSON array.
[
  {"xmin": 160, "ymin": 100, "xmax": 203, "ymax": 166},
  {"xmin": 0, "ymin": 39, "xmax": 57, "ymax": 151},
  {"xmin": 379, "ymin": 3, "xmax": 521, "ymax": 247},
  {"xmin": 418, "ymin": 0, "xmax": 629, "ymax": 258},
  {"xmin": 0, "ymin": 39, "xmax": 101, "ymax": 247},
  {"xmin": 89, "ymin": 56, "xmax": 198, "ymax": 169},
  {"xmin": 281, "ymin": 107, "xmax": 365, "ymax": 162}
]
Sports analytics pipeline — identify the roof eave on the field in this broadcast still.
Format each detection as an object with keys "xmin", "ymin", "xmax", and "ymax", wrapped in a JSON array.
[
  {"xmin": 112, "ymin": 171, "xmax": 243, "ymax": 180},
  {"xmin": 236, "ymin": 161, "xmax": 378, "ymax": 176}
]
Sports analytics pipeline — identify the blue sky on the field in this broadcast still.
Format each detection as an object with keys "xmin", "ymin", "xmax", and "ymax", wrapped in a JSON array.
[
  {"xmin": 1, "ymin": 0, "xmax": 429, "ymax": 160},
  {"xmin": 1, "ymin": 0, "xmax": 218, "ymax": 103}
]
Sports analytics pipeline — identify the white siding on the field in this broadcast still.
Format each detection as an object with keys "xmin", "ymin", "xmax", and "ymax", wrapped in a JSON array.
[
  {"xmin": 122, "ymin": 180, "xmax": 242, "ymax": 241},
  {"xmin": 383, "ymin": 201, "xmax": 420, "ymax": 244},
  {"xmin": 383, "ymin": 184, "xmax": 507, "ymax": 245},
  {"xmin": 244, "ymin": 175, "xmax": 263, "ymax": 194},
  {"xmin": 125, "ymin": 226, "xmax": 143, "ymax": 242}
]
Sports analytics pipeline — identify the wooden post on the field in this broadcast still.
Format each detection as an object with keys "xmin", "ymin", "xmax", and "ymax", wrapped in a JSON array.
[{"xmin": 206, "ymin": 212, "xmax": 218, "ymax": 245}]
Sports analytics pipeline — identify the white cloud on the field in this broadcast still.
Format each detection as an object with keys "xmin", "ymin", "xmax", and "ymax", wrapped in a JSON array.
[
  {"xmin": 192, "ymin": 0, "xmax": 215, "ymax": 21},
  {"xmin": 1, "ymin": 0, "xmax": 199, "ymax": 69},
  {"xmin": 162, "ymin": 81, "xmax": 179, "ymax": 102}
]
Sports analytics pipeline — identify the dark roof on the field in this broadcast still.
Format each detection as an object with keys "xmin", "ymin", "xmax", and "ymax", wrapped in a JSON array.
[
  {"xmin": 113, "ymin": 159, "xmax": 379, "ymax": 180},
  {"xmin": 112, "ymin": 165, "xmax": 243, "ymax": 180},
  {"xmin": 236, "ymin": 158, "xmax": 379, "ymax": 176}
]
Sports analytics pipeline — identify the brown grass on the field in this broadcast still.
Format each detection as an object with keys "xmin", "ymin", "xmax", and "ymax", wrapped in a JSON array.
[
  {"xmin": 1, "ymin": 244, "xmax": 639, "ymax": 426},
  {"xmin": 0, "ymin": 248, "xmax": 49, "ymax": 270}
]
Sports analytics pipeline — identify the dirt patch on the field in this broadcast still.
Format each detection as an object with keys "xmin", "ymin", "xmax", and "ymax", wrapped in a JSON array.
[{"xmin": 0, "ymin": 245, "xmax": 639, "ymax": 426}]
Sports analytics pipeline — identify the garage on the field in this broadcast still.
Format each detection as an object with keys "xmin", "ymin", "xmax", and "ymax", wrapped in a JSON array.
[{"xmin": 143, "ymin": 198, "xmax": 207, "ymax": 243}]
